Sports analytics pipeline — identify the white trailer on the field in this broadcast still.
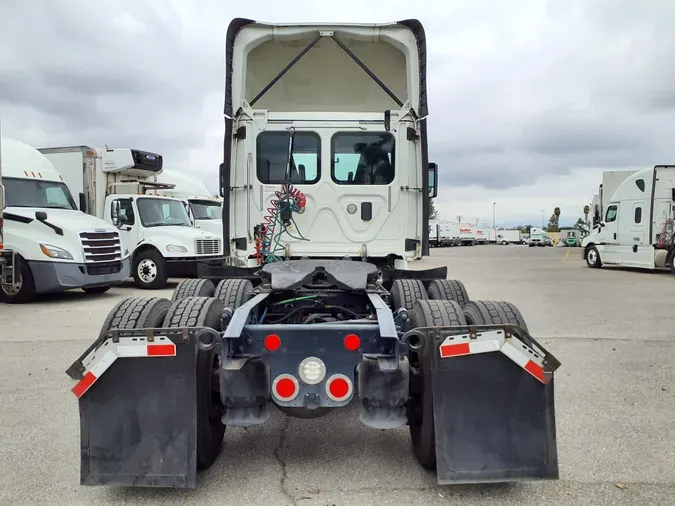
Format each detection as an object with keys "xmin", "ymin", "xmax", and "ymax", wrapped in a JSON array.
[
  {"xmin": 475, "ymin": 227, "xmax": 488, "ymax": 244},
  {"xmin": 583, "ymin": 165, "xmax": 675, "ymax": 271},
  {"xmin": 147, "ymin": 168, "xmax": 223, "ymax": 237},
  {"xmin": 496, "ymin": 229, "xmax": 521, "ymax": 245},
  {"xmin": 458, "ymin": 223, "xmax": 477, "ymax": 246},
  {"xmin": 0, "ymin": 121, "xmax": 17, "ymax": 290},
  {"xmin": 38, "ymin": 146, "xmax": 222, "ymax": 289},
  {"xmin": 429, "ymin": 219, "xmax": 439, "ymax": 247},
  {"xmin": 591, "ymin": 170, "xmax": 639, "ymax": 227},
  {"xmin": 0, "ymin": 138, "xmax": 130, "ymax": 303}
]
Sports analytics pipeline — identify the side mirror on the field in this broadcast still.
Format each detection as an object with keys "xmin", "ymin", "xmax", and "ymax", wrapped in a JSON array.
[
  {"xmin": 111, "ymin": 200, "xmax": 121, "ymax": 228},
  {"xmin": 35, "ymin": 211, "xmax": 48, "ymax": 221},
  {"xmin": 118, "ymin": 213, "xmax": 128, "ymax": 226},
  {"xmin": 428, "ymin": 162, "xmax": 438, "ymax": 198},
  {"xmin": 79, "ymin": 193, "xmax": 87, "ymax": 213}
]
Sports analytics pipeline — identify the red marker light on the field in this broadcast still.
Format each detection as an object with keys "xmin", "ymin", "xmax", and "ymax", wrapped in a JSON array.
[
  {"xmin": 273, "ymin": 374, "xmax": 299, "ymax": 401},
  {"xmin": 325, "ymin": 374, "xmax": 353, "ymax": 402},
  {"xmin": 264, "ymin": 334, "xmax": 281, "ymax": 351},
  {"xmin": 344, "ymin": 334, "xmax": 360, "ymax": 351}
]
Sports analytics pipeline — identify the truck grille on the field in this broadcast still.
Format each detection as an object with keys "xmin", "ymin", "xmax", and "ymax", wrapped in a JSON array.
[
  {"xmin": 79, "ymin": 231, "xmax": 123, "ymax": 263},
  {"xmin": 195, "ymin": 239, "xmax": 220, "ymax": 255}
]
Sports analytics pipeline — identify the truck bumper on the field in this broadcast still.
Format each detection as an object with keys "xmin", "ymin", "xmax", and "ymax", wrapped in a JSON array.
[
  {"xmin": 29, "ymin": 258, "xmax": 130, "ymax": 294},
  {"xmin": 166, "ymin": 256, "xmax": 221, "ymax": 278}
]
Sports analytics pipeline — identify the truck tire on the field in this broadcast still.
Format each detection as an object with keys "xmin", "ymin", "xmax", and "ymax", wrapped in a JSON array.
[
  {"xmin": 99, "ymin": 296, "xmax": 171, "ymax": 337},
  {"xmin": 427, "ymin": 279, "xmax": 469, "ymax": 306},
  {"xmin": 585, "ymin": 245, "xmax": 602, "ymax": 268},
  {"xmin": 171, "ymin": 278, "xmax": 216, "ymax": 302},
  {"xmin": 82, "ymin": 285, "xmax": 111, "ymax": 295},
  {"xmin": 407, "ymin": 299, "xmax": 467, "ymax": 470},
  {"xmin": 462, "ymin": 300, "xmax": 529, "ymax": 332},
  {"xmin": 0, "ymin": 259, "xmax": 36, "ymax": 304},
  {"xmin": 214, "ymin": 278, "xmax": 253, "ymax": 309},
  {"xmin": 164, "ymin": 296, "xmax": 226, "ymax": 470},
  {"xmin": 132, "ymin": 249, "xmax": 168, "ymax": 290},
  {"xmin": 390, "ymin": 279, "xmax": 427, "ymax": 311}
]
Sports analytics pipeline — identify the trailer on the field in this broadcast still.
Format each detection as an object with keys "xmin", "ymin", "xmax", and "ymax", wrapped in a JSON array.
[
  {"xmin": 65, "ymin": 18, "xmax": 560, "ymax": 490},
  {"xmin": 0, "ymin": 120, "xmax": 18, "ymax": 292},
  {"xmin": 429, "ymin": 220, "xmax": 440, "ymax": 247},
  {"xmin": 458, "ymin": 224, "xmax": 477, "ymax": 246}
]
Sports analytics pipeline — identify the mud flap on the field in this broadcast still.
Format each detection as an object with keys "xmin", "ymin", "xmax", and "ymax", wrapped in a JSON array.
[
  {"xmin": 68, "ymin": 330, "xmax": 198, "ymax": 488},
  {"xmin": 429, "ymin": 326, "xmax": 559, "ymax": 483}
]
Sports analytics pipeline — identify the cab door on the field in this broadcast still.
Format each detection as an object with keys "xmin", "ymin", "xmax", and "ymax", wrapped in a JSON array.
[
  {"xmin": 598, "ymin": 204, "xmax": 620, "ymax": 263},
  {"xmin": 620, "ymin": 200, "xmax": 652, "ymax": 266}
]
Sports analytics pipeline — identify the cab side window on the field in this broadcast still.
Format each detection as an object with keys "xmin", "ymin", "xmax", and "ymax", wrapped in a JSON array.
[
  {"xmin": 605, "ymin": 205, "xmax": 618, "ymax": 223},
  {"xmin": 111, "ymin": 198, "xmax": 135, "ymax": 225}
]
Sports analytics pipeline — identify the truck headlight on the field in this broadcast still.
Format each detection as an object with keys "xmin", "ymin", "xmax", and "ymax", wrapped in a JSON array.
[
  {"xmin": 166, "ymin": 244, "xmax": 188, "ymax": 253},
  {"xmin": 40, "ymin": 243, "xmax": 74, "ymax": 260}
]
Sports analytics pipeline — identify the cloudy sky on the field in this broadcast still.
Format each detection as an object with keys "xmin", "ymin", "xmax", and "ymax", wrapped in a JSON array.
[{"xmin": 1, "ymin": 0, "xmax": 673, "ymax": 227}]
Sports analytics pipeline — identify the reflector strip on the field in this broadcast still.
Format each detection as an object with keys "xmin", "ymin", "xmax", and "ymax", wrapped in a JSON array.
[
  {"xmin": 439, "ymin": 330, "xmax": 550, "ymax": 385},
  {"xmin": 70, "ymin": 336, "xmax": 176, "ymax": 398},
  {"xmin": 71, "ymin": 350, "xmax": 118, "ymax": 398}
]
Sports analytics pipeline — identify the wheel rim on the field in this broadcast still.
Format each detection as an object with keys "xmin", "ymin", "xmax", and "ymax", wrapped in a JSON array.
[
  {"xmin": 137, "ymin": 259, "xmax": 157, "ymax": 283},
  {"xmin": 1, "ymin": 276, "xmax": 22, "ymax": 296},
  {"xmin": 588, "ymin": 249, "xmax": 597, "ymax": 264}
]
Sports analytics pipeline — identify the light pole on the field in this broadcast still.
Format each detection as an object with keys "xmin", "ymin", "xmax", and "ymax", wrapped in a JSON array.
[
  {"xmin": 541, "ymin": 209, "xmax": 546, "ymax": 229},
  {"xmin": 493, "ymin": 202, "xmax": 496, "ymax": 230}
]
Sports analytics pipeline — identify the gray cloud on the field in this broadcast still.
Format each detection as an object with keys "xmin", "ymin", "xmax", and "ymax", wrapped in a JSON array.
[{"xmin": 1, "ymin": 0, "xmax": 674, "ymax": 201}]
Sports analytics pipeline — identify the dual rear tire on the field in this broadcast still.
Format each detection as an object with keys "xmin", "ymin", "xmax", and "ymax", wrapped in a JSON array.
[
  {"xmin": 99, "ymin": 277, "xmax": 253, "ymax": 473},
  {"xmin": 405, "ymin": 296, "xmax": 528, "ymax": 470}
]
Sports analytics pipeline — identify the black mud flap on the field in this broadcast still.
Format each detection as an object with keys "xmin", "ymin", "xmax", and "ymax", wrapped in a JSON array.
[
  {"xmin": 428, "ymin": 326, "xmax": 559, "ymax": 483},
  {"xmin": 71, "ymin": 330, "xmax": 198, "ymax": 488}
]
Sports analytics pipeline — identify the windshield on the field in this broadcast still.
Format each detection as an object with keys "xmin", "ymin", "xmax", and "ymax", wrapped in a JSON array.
[
  {"xmin": 190, "ymin": 200, "xmax": 221, "ymax": 220},
  {"xmin": 3, "ymin": 177, "xmax": 77, "ymax": 210},
  {"xmin": 136, "ymin": 197, "xmax": 192, "ymax": 227}
]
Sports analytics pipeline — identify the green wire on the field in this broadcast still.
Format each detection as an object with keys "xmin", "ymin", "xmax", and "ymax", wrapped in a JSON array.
[{"xmin": 271, "ymin": 295, "xmax": 319, "ymax": 305}]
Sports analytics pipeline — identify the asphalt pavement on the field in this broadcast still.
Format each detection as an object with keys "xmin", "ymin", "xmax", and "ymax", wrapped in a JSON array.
[{"xmin": 1, "ymin": 245, "xmax": 673, "ymax": 505}]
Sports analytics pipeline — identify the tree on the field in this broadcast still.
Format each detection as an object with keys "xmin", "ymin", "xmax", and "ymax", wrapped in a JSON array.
[
  {"xmin": 546, "ymin": 215, "xmax": 559, "ymax": 232},
  {"xmin": 583, "ymin": 205, "xmax": 590, "ymax": 223},
  {"xmin": 429, "ymin": 199, "xmax": 438, "ymax": 220}
]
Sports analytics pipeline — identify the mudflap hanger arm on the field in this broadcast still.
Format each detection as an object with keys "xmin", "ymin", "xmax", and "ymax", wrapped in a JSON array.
[
  {"xmin": 408, "ymin": 323, "xmax": 561, "ymax": 484},
  {"xmin": 247, "ymin": 30, "xmax": 405, "ymax": 112}
]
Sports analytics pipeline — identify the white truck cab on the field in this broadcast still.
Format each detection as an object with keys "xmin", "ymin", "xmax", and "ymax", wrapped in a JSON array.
[
  {"xmin": 582, "ymin": 165, "xmax": 675, "ymax": 271},
  {"xmin": 212, "ymin": 19, "xmax": 439, "ymax": 275},
  {"xmin": 38, "ymin": 146, "xmax": 223, "ymax": 289},
  {"xmin": 146, "ymin": 168, "xmax": 224, "ymax": 237},
  {"xmin": 0, "ymin": 138, "xmax": 130, "ymax": 303}
]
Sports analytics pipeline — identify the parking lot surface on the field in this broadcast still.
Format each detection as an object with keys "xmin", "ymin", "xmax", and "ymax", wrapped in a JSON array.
[{"xmin": 1, "ymin": 245, "xmax": 674, "ymax": 505}]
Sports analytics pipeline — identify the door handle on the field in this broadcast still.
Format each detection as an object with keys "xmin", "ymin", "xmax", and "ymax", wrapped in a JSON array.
[{"xmin": 613, "ymin": 233, "xmax": 616, "ymax": 240}]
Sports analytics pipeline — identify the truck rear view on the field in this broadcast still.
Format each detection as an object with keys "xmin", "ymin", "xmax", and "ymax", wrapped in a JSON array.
[{"xmin": 65, "ymin": 18, "xmax": 560, "ymax": 490}]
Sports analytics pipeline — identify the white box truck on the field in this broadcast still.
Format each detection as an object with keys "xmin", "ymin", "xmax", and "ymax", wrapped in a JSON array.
[
  {"xmin": 0, "ymin": 138, "xmax": 130, "ymax": 303},
  {"xmin": 475, "ymin": 227, "xmax": 488, "ymax": 244},
  {"xmin": 429, "ymin": 219, "xmax": 439, "ymax": 247},
  {"xmin": 38, "ymin": 146, "xmax": 223, "ymax": 289},
  {"xmin": 146, "ymin": 168, "xmax": 223, "ymax": 237},
  {"xmin": 583, "ymin": 165, "xmax": 675, "ymax": 271},
  {"xmin": 496, "ymin": 229, "xmax": 521, "ymax": 245}
]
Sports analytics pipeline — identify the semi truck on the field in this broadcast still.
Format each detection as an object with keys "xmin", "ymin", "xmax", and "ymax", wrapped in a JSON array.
[
  {"xmin": 37, "ymin": 146, "xmax": 222, "ymax": 289},
  {"xmin": 583, "ymin": 165, "xmax": 675, "ymax": 271},
  {"xmin": 65, "ymin": 18, "xmax": 560, "ymax": 489},
  {"xmin": 147, "ymin": 168, "xmax": 224, "ymax": 237},
  {"xmin": 0, "ymin": 138, "xmax": 130, "ymax": 303},
  {"xmin": 0, "ymin": 123, "xmax": 17, "ymax": 292}
]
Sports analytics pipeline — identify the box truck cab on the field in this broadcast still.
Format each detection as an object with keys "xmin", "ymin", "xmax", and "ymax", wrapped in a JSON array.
[
  {"xmin": 146, "ymin": 168, "xmax": 223, "ymax": 237},
  {"xmin": 582, "ymin": 165, "xmax": 675, "ymax": 271},
  {"xmin": 0, "ymin": 138, "xmax": 130, "ymax": 303},
  {"xmin": 37, "ymin": 146, "xmax": 223, "ymax": 289}
]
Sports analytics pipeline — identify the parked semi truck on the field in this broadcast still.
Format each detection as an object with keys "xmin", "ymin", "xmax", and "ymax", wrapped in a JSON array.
[
  {"xmin": 583, "ymin": 165, "xmax": 675, "ymax": 271},
  {"xmin": 147, "ymin": 168, "xmax": 224, "ymax": 237},
  {"xmin": 0, "ymin": 138, "xmax": 130, "ymax": 303},
  {"xmin": 66, "ymin": 18, "xmax": 560, "ymax": 489},
  {"xmin": 38, "ymin": 146, "xmax": 222, "ymax": 289}
]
